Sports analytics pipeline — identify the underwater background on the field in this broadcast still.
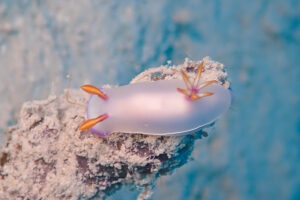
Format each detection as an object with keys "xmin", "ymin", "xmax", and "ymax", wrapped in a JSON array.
[{"xmin": 0, "ymin": 0, "xmax": 299, "ymax": 199}]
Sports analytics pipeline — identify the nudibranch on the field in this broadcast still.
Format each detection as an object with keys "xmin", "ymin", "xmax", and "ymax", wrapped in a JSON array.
[{"xmin": 79, "ymin": 62, "xmax": 231, "ymax": 137}]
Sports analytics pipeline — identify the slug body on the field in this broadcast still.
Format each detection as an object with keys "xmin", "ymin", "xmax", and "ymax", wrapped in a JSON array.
[{"xmin": 80, "ymin": 62, "xmax": 231, "ymax": 137}]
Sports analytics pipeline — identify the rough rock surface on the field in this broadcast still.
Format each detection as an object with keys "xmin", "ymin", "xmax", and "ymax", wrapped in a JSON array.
[{"xmin": 0, "ymin": 57, "xmax": 229, "ymax": 200}]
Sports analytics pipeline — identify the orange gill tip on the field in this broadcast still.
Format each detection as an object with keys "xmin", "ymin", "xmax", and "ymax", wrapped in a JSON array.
[
  {"xmin": 192, "ymin": 92, "xmax": 214, "ymax": 100},
  {"xmin": 198, "ymin": 80, "xmax": 218, "ymax": 90},
  {"xmin": 193, "ymin": 61, "xmax": 204, "ymax": 87},
  {"xmin": 189, "ymin": 93, "xmax": 201, "ymax": 100},
  {"xmin": 79, "ymin": 113, "xmax": 108, "ymax": 130},
  {"xmin": 180, "ymin": 69, "xmax": 192, "ymax": 89},
  {"xmin": 177, "ymin": 88, "xmax": 190, "ymax": 96},
  {"xmin": 81, "ymin": 84, "xmax": 108, "ymax": 100}
]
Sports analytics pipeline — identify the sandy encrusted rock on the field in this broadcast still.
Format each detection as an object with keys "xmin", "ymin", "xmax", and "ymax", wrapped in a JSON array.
[{"xmin": 0, "ymin": 57, "xmax": 229, "ymax": 200}]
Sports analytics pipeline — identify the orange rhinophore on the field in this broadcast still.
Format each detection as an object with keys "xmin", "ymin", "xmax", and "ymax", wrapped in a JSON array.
[
  {"xmin": 81, "ymin": 84, "xmax": 108, "ymax": 100},
  {"xmin": 80, "ymin": 114, "xmax": 108, "ymax": 130}
]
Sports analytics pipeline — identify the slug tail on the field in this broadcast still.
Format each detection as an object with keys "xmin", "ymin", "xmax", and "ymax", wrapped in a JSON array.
[
  {"xmin": 80, "ymin": 113, "xmax": 108, "ymax": 130},
  {"xmin": 81, "ymin": 84, "xmax": 108, "ymax": 100}
]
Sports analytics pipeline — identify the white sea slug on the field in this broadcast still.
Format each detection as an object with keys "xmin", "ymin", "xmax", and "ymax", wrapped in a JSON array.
[{"xmin": 79, "ymin": 62, "xmax": 231, "ymax": 136}]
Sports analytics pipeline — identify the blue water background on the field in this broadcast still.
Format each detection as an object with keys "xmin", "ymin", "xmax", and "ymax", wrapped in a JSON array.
[{"xmin": 0, "ymin": 0, "xmax": 299, "ymax": 199}]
